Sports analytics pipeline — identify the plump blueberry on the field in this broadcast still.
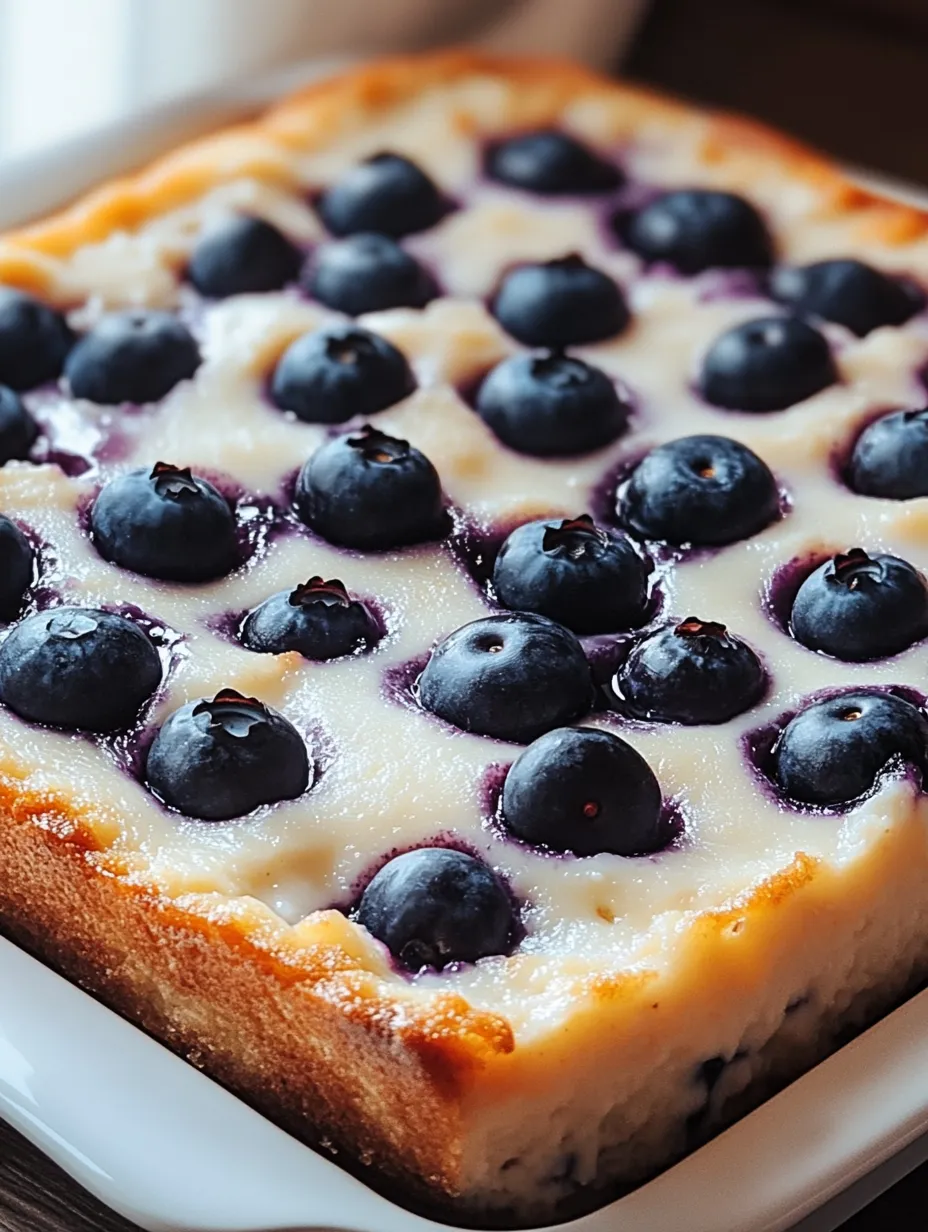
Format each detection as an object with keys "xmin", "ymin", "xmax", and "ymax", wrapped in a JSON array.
[
  {"xmin": 65, "ymin": 310, "xmax": 200, "ymax": 404},
  {"xmin": 770, "ymin": 259, "xmax": 922, "ymax": 337},
  {"xmin": 493, "ymin": 515, "xmax": 649, "ymax": 634},
  {"xmin": 847, "ymin": 408, "xmax": 928, "ymax": 499},
  {"xmin": 491, "ymin": 255, "xmax": 629, "ymax": 347},
  {"xmin": 475, "ymin": 352, "xmax": 629, "ymax": 456},
  {"xmin": 0, "ymin": 607, "xmax": 161, "ymax": 731},
  {"xmin": 621, "ymin": 434, "xmax": 779, "ymax": 546},
  {"xmin": 241, "ymin": 577, "xmax": 381, "ymax": 660},
  {"xmin": 501, "ymin": 726, "xmax": 662, "ymax": 855},
  {"xmin": 619, "ymin": 190, "xmax": 773, "ymax": 275},
  {"xmin": 355, "ymin": 848, "xmax": 514, "ymax": 971},
  {"xmin": 146, "ymin": 688, "xmax": 310, "ymax": 821},
  {"xmin": 0, "ymin": 516, "xmax": 33, "ymax": 619},
  {"xmin": 303, "ymin": 233, "xmax": 438, "ymax": 316},
  {"xmin": 615, "ymin": 618, "xmax": 765, "ymax": 724},
  {"xmin": 699, "ymin": 316, "xmax": 837, "ymax": 412},
  {"xmin": 0, "ymin": 289, "xmax": 73, "ymax": 391},
  {"xmin": 773, "ymin": 690, "xmax": 928, "ymax": 806},
  {"xmin": 187, "ymin": 216, "xmax": 302, "ymax": 297},
  {"xmin": 485, "ymin": 130, "xmax": 622, "ymax": 195},
  {"xmin": 295, "ymin": 426, "xmax": 444, "ymax": 551},
  {"xmin": 0, "ymin": 386, "xmax": 38, "ymax": 464},
  {"xmin": 271, "ymin": 324, "xmax": 414, "ymax": 424},
  {"xmin": 91, "ymin": 462, "xmax": 239, "ymax": 582},
  {"xmin": 790, "ymin": 548, "xmax": 928, "ymax": 661},
  {"xmin": 317, "ymin": 153, "xmax": 447, "ymax": 239},
  {"xmin": 418, "ymin": 612, "xmax": 592, "ymax": 744}
]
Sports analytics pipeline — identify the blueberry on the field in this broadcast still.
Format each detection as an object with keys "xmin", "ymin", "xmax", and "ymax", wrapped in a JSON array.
[
  {"xmin": 773, "ymin": 690, "xmax": 928, "ymax": 806},
  {"xmin": 493, "ymin": 515, "xmax": 649, "ymax": 634},
  {"xmin": 475, "ymin": 352, "xmax": 629, "ymax": 456},
  {"xmin": 0, "ymin": 385, "xmax": 38, "ymax": 463},
  {"xmin": 0, "ymin": 607, "xmax": 161, "ymax": 731},
  {"xmin": 618, "ymin": 190, "xmax": 773, "ymax": 275},
  {"xmin": 699, "ymin": 316, "xmax": 837, "ymax": 412},
  {"xmin": 847, "ymin": 408, "xmax": 928, "ymax": 499},
  {"xmin": 501, "ymin": 726, "xmax": 663, "ymax": 855},
  {"xmin": 0, "ymin": 289, "xmax": 73, "ymax": 391},
  {"xmin": 271, "ymin": 324, "xmax": 414, "ymax": 424},
  {"xmin": 485, "ymin": 130, "xmax": 622, "ymax": 195},
  {"xmin": 790, "ymin": 548, "xmax": 928, "ymax": 661},
  {"xmin": 615, "ymin": 618, "xmax": 765, "ymax": 724},
  {"xmin": 242, "ymin": 577, "xmax": 381, "ymax": 660},
  {"xmin": 91, "ymin": 462, "xmax": 239, "ymax": 582},
  {"xmin": 187, "ymin": 216, "xmax": 302, "ymax": 297},
  {"xmin": 355, "ymin": 848, "xmax": 514, "ymax": 971},
  {"xmin": 294, "ymin": 426, "xmax": 444, "ymax": 551},
  {"xmin": 621, "ymin": 434, "xmax": 779, "ymax": 546},
  {"xmin": 418, "ymin": 612, "xmax": 592, "ymax": 744},
  {"xmin": 303, "ymin": 233, "xmax": 438, "ymax": 316},
  {"xmin": 317, "ymin": 153, "xmax": 447, "ymax": 239},
  {"xmin": 0, "ymin": 516, "xmax": 33, "ymax": 619},
  {"xmin": 770, "ymin": 259, "xmax": 922, "ymax": 337},
  {"xmin": 65, "ymin": 310, "xmax": 200, "ymax": 404},
  {"xmin": 145, "ymin": 688, "xmax": 310, "ymax": 821},
  {"xmin": 491, "ymin": 255, "xmax": 629, "ymax": 347}
]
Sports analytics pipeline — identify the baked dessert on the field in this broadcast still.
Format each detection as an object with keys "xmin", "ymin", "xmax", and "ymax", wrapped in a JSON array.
[{"xmin": 1, "ymin": 49, "xmax": 928, "ymax": 1226}]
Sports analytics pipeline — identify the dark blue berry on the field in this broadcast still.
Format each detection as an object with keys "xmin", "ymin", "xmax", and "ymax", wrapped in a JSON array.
[
  {"xmin": 475, "ymin": 352, "xmax": 629, "ymax": 456},
  {"xmin": 418, "ymin": 612, "xmax": 592, "ymax": 744},
  {"xmin": 493, "ymin": 515, "xmax": 649, "ymax": 634},
  {"xmin": 271, "ymin": 324, "xmax": 414, "ymax": 424},
  {"xmin": 501, "ymin": 726, "xmax": 662, "ymax": 855},
  {"xmin": 355, "ymin": 848, "xmax": 514, "ymax": 971},
  {"xmin": 316, "ymin": 153, "xmax": 447, "ymax": 239},
  {"xmin": 187, "ymin": 216, "xmax": 302, "ymax": 297},
  {"xmin": 618, "ymin": 190, "xmax": 773, "ymax": 275},
  {"xmin": 621, "ymin": 434, "xmax": 779, "ymax": 546},
  {"xmin": 491, "ymin": 255, "xmax": 629, "ymax": 347},
  {"xmin": 65, "ymin": 310, "xmax": 200, "ymax": 404},
  {"xmin": 699, "ymin": 316, "xmax": 836, "ymax": 412},
  {"xmin": 0, "ymin": 385, "xmax": 38, "ymax": 463},
  {"xmin": 303, "ymin": 233, "xmax": 437, "ymax": 316},
  {"xmin": 615, "ymin": 618, "xmax": 765, "ymax": 724},
  {"xmin": 847, "ymin": 408, "xmax": 928, "ymax": 499},
  {"xmin": 242, "ymin": 577, "xmax": 381, "ymax": 660},
  {"xmin": 91, "ymin": 462, "xmax": 239, "ymax": 582},
  {"xmin": 0, "ymin": 516, "xmax": 33, "ymax": 619},
  {"xmin": 790, "ymin": 548, "xmax": 928, "ymax": 661},
  {"xmin": 0, "ymin": 607, "xmax": 161, "ymax": 731},
  {"xmin": 146, "ymin": 688, "xmax": 310, "ymax": 821},
  {"xmin": 294, "ymin": 426, "xmax": 444, "ymax": 551},
  {"xmin": 770, "ymin": 259, "xmax": 922, "ymax": 337},
  {"xmin": 773, "ymin": 690, "xmax": 928, "ymax": 806},
  {"xmin": 0, "ymin": 289, "xmax": 73, "ymax": 391},
  {"xmin": 485, "ymin": 130, "xmax": 622, "ymax": 195}
]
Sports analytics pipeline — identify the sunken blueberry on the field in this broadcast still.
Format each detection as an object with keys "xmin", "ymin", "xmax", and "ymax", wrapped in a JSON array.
[
  {"xmin": 790, "ymin": 548, "xmax": 928, "ymax": 661},
  {"xmin": 271, "ymin": 324, "xmax": 414, "ymax": 424},
  {"xmin": 0, "ymin": 289, "xmax": 73, "ymax": 392},
  {"xmin": 0, "ymin": 607, "xmax": 161, "ymax": 731},
  {"xmin": 65, "ymin": 310, "xmax": 200, "ymax": 404},
  {"xmin": 475, "ymin": 352, "xmax": 629, "ymax": 456},
  {"xmin": 355, "ymin": 848, "xmax": 514, "ymax": 971},
  {"xmin": 773, "ymin": 690, "xmax": 928, "ymax": 806},
  {"xmin": 485, "ymin": 130, "xmax": 622, "ymax": 195},
  {"xmin": 491, "ymin": 256, "xmax": 629, "ymax": 347},
  {"xmin": 770, "ymin": 259, "xmax": 922, "ymax": 337},
  {"xmin": 187, "ymin": 216, "xmax": 302, "ymax": 297},
  {"xmin": 145, "ymin": 688, "xmax": 310, "ymax": 821},
  {"xmin": 699, "ymin": 316, "xmax": 836, "ymax": 412},
  {"xmin": 241, "ymin": 577, "xmax": 381, "ymax": 660},
  {"xmin": 316, "ymin": 153, "xmax": 447, "ymax": 239},
  {"xmin": 91, "ymin": 462, "xmax": 239, "ymax": 582},
  {"xmin": 621, "ymin": 434, "xmax": 779, "ymax": 546},
  {"xmin": 614, "ymin": 618, "xmax": 766, "ymax": 724},
  {"xmin": 418, "ymin": 612, "xmax": 593, "ymax": 743},
  {"xmin": 501, "ymin": 726, "xmax": 663, "ymax": 855},
  {"xmin": 303, "ymin": 233, "xmax": 438, "ymax": 316},
  {"xmin": 619, "ymin": 189, "xmax": 773, "ymax": 275},
  {"xmin": 493, "ymin": 515, "xmax": 649, "ymax": 634},
  {"xmin": 847, "ymin": 408, "xmax": 928, "ymax": 499},
  {"xmin": 0, "ymin": 385, "xmax": 38, "ymax": 464},
  {"xmin": 294, "ymin": 425, "xmax": 444, "ymax": 550},
  {"xmin": 0, "ymin": 516, "xmax": 33, "ymax": 619}
]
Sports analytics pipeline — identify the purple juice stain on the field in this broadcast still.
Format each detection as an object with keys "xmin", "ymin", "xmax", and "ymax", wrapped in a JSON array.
[
  {"xmin": 762, "ymin": 549, "xmax": 831, "ymax": 634},
  {"xmin": 24, "ymin": 386, "xmax": 156, "ymax": 478},
  {"xmin": 381, "ymin": 652, "xmax": 429, "ymax": 711}
]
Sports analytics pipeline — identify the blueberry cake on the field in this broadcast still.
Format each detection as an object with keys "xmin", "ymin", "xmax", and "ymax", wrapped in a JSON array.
[{"xmin": 2, "ymin": 51, "xmax": 928, "ymax": 1226}]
